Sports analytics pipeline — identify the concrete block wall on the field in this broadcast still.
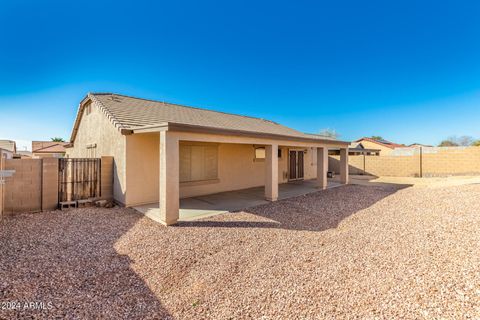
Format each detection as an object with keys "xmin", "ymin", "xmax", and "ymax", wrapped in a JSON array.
[
  {"xmin": 422, "ymin": 147, "xmax": 480, "ymax": 176},
  {"xmin": 101, "ymin": 156, "xmax": 114, "ymax": 200},
  {"xmin": 365, "ymin": 155, "xmax": 419, "ymax": 177},
  {"xmin": 4, "ymin": 159, "xmax": 43, "ymax": 214},
  {"xmin": 0, "ymin": 181, "xmax": 3, "ymax": 219},
  {"xmin": 41, "ymin": 158, "xmax": 59, "ymax": 211},
  {"xmin": 329, "ymin": 146, "xmax": 480, "ymax": 177},
  {"xmin": 3, "ymin": 157, "xmax": 113, "ymax": 214},
  {"xmin": 0, "ymin": 178, "xmax": 3, "ymax": 219},
  {"xmin": 0, "ymin": 154, "xmax": 4, "ymax": 219}
]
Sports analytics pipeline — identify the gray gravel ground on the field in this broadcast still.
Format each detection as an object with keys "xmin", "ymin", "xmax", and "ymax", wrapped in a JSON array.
[{"xmin": 1, "ymin": 184, "xmax": 479, "ymax": 319}]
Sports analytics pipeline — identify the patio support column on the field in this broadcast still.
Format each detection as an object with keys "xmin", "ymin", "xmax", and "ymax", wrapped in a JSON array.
[
  {"xmin": 340, "ymin": 147, "xmax": 349, "ymax": 184},
  {"xmin": 159, "ymin": 131, "xmax": 180, "ymax": 225},
  {"xmin": 316, "ymin": 147, "xmax": 328, "ymax": 189},
  {"xmin": 265, "ymin": 144, "xmax": 278, "ymax": 201}
]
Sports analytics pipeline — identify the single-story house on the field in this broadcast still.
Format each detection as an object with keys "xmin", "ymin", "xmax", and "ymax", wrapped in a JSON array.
[
  {"xmin": 66, "ymin": 93, "xmax": 350, "ymax": 225},
  {"xmin": 353, "ymin": 137, "xmax": 405, "ymax": 156},
  {"xmin": 0, "ymin": 140, "xmax": 17, "ymax": 159},
  {"xmin": 32, "ymin": 141, "xmax": 68, "ymax": 158}
]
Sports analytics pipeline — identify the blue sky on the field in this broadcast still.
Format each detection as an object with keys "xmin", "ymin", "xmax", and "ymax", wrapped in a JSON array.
[{"xmin": 1, "ymin": 0, "xmax": 479, "ymax": 150}]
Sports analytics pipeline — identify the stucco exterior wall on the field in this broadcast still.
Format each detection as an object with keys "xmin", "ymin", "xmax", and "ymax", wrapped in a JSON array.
[
  {"xmin": 66, "ymin": 101, "xmax": 127, "ymax": 204},
  {"xmin": 123, "ymin": 133, "xmax": 320, "ymax": 206},
  {"xmin": 180, "ymin": 143, "xmax": 284, "ymax": 199},
  {"xmin": 125, "ymin": 133, "xmax": 160, "ymax": 206}
]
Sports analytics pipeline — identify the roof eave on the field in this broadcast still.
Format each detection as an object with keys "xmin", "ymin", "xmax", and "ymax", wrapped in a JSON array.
[{"xmin": 130, "ymin": 122, "xmax": 350, "ymax": 146}]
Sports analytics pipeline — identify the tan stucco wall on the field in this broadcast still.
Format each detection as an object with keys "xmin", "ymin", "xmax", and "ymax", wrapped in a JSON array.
[
  {"xmin": 125, "ymin": 133, "xmax": 160, "ymax": 206},
  {"xmin": 66, "ymin": 102, "xmax": 127, "ymax": 204},
  {"xmin": 123, "ymin": 132, "xmax": 320, "ymax": 206}
]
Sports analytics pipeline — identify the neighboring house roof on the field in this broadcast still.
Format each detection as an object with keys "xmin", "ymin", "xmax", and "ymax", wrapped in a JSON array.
[
  {"xmin": 354, "ymin": 137, "xmax": 405, "ymax": 149},
  {"xmin": 408, "ymin": 143, "xmax": 433, "ymax": 147},
  {"xmin": 0, "ymin": 140, "xmax": 16, "ymax": 153},
  {"xmin": 32, "ymin": 141, "xmax": 68, "ymax": 153},
  {"xmin": 70, "ymin": 93, "xmax": 349, "ymax": 145}
]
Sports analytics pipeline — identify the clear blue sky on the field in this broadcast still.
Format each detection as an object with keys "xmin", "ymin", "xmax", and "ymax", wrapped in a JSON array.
[{"xmin": 1, "ymin": 0, "xmax": 479, "ymax": 150}]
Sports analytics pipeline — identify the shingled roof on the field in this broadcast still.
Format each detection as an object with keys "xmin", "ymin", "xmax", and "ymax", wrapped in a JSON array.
[{"xmin": 70, "ymin": 93, "xmax": 347, "ymax": 145}]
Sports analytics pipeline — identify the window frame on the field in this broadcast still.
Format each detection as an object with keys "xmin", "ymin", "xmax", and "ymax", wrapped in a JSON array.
[{"xmin": 179, "ymin": 143, "xmax": 219, "ymax": 184}]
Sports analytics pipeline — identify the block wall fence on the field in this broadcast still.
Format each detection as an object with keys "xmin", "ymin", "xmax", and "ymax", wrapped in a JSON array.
[
  {"xmin": 329, "ymin": 146, "xmax": 480, "ymax": 177},
  {"xmin": 2, "ymin": 156, "xmax": 113, "ymax": 215},
  {"xmin": 0, "ymin": 152, "xmax": 4, "ymax": 220}
]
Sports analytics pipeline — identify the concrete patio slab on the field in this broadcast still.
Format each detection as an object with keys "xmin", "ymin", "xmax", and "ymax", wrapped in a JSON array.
[{"xmin": 134, "ymin": 179, "xmax": 341, "ymax": 221}]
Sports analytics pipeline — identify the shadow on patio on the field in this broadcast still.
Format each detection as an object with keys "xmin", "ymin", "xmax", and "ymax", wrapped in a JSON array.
[
  {"xmin": 135, "ymin": 179, "xmax": 342, "ymax": 222},
  {"xmin": 177, "ymin": 181, "xmax": 412, "ymax": 232}
]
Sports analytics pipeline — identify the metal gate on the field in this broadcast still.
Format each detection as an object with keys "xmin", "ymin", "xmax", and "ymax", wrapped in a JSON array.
[{"xmin": 59, "ymin": 158, "xmax": 101, "ymax": 202}]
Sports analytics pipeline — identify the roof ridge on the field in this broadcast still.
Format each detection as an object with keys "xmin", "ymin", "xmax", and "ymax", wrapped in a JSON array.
[{"xmin": 91, "ymin": 92, "xmax": 286, "ymax": 127}]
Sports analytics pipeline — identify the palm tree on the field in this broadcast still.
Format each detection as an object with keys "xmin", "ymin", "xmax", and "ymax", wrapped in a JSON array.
[{"xmin": 51, "ymin": 137, "xmax": 65, "ymax": 142}]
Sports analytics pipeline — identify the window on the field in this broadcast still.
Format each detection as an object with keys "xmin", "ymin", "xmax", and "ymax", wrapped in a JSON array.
[
  {"xmin": 180, "ymin": 144, "xmax": 218, "ymax": 183},
  {"xmin": 254, "ymin": 147, "xmax": 266, "ymax": 160},
  {"xmin": 254, "ymin": 147, "xmax": 282, "ymax": 160}
]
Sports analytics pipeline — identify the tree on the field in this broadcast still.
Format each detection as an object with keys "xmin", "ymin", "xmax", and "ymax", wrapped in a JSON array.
[
  {"xmin": 472, "ymin": 140, "xmax": 480, "ymax": 147},
  {"xmin": 51, "ymin": 137, "xmax": 65, "ymax": 142},
  {"xmin": 456, "ymin": 136, "xmax": 474, "ymax": 146},
  {"xmin": 438, "ymin": 135, "xmax": 474, "ymax": 147},
  {"xmin": 438, "ymin": 140, "xmax": 458, "ymax": 147},
  {"xmin": 370, "ymin": 136, "xmax": 384, "ymax": 141},
  {"xmin": 318, "ymin": 128, "xmax": 339, "ymax": 139}
]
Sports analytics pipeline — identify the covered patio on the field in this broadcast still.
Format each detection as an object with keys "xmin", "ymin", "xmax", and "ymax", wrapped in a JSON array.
[
  {"xmin": 135, "ymin": 178, "xmax": 342, "ymax": 222},
  {"xmin": 128, "ymin": 127, "xmax": 350, "ymax": 225}
]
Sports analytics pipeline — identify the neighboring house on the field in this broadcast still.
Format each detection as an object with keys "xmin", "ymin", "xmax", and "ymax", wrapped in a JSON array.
[
  {"xmin": 32, "ymin": 141, "xmax": 68, "ymax": 158},
  {"xmin": 330, "ymin": 143, "xmax": 380, "ymax": 156},
  {"xmin": 353, "ymin": 137, "xmax": 405, "ymax": 156},
  {"xmin": 0, "ymin": 140, "xmax": 17, "ymax": 159},
  {"xmin": 67, "ymin": 93, "xmax": 350, "ymax": 225}
]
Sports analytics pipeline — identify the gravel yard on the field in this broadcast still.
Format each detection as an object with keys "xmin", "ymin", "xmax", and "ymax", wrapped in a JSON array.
[{"xmin": 1, "ymin": 183, "xmax": 479, "ymax": 319}]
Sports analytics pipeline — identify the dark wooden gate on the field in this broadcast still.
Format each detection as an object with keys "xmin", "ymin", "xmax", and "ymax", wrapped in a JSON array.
[{"xmin": 58, "ymin": 158, "xmax": 101, "ymax": 202}]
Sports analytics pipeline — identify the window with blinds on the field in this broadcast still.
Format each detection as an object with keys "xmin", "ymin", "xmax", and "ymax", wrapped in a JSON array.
[{"xmin": 180, "ymin": 145, "xmax": 218, "ymax": 183}]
